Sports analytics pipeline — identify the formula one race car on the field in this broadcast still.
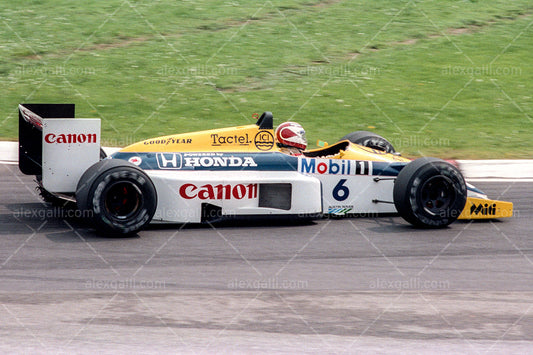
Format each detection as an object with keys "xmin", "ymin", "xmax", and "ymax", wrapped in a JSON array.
[{"xmin": 18, "ymin": 104, "xmax": 513, "ymax": 235}]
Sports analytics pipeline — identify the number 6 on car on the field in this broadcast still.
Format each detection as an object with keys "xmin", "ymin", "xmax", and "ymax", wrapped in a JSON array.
[{"xmin": 332, "ymin": 179, "xmax": 349, "ymax": 202}]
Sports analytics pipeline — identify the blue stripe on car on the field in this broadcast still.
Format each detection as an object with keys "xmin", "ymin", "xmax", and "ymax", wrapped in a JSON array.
[
  {"xmin": 111, "ymin": 152, "xmax": 299, "ymax": 171},
  {"xmin": 111, "ymin": 151, "xmax": 409, "ymax": 176}
]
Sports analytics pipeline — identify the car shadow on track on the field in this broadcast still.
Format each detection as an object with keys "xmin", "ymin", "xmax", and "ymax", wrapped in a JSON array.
[
  {"xmin": 4, "ymin": 202, "xmax": 507, "ymax": 240},
  {"xmin": 146, "ymin": 216, "xmax": 318, "ymax": 232},
  {"xmin": 363, "ymin": 215, "xmax": 506, "ymax": 234},
  {"xmin": 2, "ymin": 202, "xmax": 318, "ymax": 240},
  {"xmin": 2, "ymin": 202, "xmax": 142, "ymax": 241},
  {"xmin": 2, "ymin": 203, "xmax": 80, "ymax": 234}
]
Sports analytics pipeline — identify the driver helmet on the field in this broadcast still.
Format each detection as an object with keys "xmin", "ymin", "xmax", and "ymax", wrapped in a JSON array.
[{"xmin": 275, "ymin": 122, "xmax": 307, "ymax": 150}]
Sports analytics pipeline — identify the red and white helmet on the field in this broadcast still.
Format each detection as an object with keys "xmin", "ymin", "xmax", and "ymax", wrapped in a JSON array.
[{"xmin": 275, "ymin": 122, "xmax": 307, "ymax": 150}]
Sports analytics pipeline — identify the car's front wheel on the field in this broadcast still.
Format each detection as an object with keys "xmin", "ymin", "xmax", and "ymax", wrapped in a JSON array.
[
  {"xmin": 76, "ymin": 159, "xmax": 157, "ymax": 235},
  {"xmin": 393, "ymin": 157, "xmax": 467, "ymax": 228}
]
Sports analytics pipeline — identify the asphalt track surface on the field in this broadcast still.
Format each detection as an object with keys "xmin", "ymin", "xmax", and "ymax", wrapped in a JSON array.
[{"xmin": 1, "ymin": 162, "xmax": 532, "ymax": 354}]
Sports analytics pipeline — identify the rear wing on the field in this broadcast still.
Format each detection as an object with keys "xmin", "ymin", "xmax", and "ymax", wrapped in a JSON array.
[
  {"xmin": 19, "ymin": 103, "xmax": 75, "ymax": 175},
  {"xmin": 18, "ymin": 104, "xmax": 101, "ymax": 193}
]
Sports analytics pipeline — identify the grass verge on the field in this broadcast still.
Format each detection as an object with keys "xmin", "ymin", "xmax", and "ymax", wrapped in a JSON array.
[{"xmin": 1, "ymin": 0, "xmax": 531, "ymax": 158}]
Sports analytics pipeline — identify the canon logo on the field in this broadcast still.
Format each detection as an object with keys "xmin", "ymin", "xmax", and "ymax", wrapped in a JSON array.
[
  {"xmin": 44, "ymin": 133, "xmax": 97, "ymax": 144},
  {"xmin": 179, "ymin": 183, "xmax": 258, "ymax": 200}
]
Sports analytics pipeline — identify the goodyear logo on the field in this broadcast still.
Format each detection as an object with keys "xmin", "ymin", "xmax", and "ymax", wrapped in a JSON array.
[{"xmin": 144, "ymin": 137, "xmax": 192, "ymax": 145}]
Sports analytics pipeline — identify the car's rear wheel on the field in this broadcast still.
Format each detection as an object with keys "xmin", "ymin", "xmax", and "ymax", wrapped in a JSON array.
[
  {"xmin": 340, "ymin": 131, "xmax": 396, "ymax": 154},
  {"xmin": 76, "ymin": 159, "xmax": 157, "ymax": 235},
  {"xmin": 393, "ymin": 157, "xmax": 467, "ymax": 228}
]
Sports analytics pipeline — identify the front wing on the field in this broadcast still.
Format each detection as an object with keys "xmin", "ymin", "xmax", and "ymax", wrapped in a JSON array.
[{"xmin": 459, "ymin": 197, "xmax": 513, "ymax": 220}]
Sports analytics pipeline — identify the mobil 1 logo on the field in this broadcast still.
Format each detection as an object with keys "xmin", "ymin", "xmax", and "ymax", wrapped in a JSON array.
[{"xmin": 299, "ymin": 158, "xmax": 372, "ymax": 176}]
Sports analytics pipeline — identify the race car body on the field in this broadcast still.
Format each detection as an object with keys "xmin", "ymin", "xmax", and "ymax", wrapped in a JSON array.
[{"xmin": 18, "ymin": 103, "xmax": 513, "ymax": 235}]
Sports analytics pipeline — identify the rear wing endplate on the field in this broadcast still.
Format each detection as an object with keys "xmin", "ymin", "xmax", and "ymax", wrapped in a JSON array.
[
  {"xmin": 19, "ymin": 104, "xmax": 101, "ymax": 193},
  {"xmin": 19, "ymin": 103, "xmax": 75, "ymax": 175}
]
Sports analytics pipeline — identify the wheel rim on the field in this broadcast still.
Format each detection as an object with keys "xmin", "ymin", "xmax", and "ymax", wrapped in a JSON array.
[
  {"xmin": 419, "ymin": 175, "xmax": 456, "ymax": 216},
  {"xmin": 104, "ymin": 182, "xmax": 142, "ymax": 220}
]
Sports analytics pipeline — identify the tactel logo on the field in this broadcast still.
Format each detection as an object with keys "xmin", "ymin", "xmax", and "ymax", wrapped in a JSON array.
[{"xmin": 211, "ymin": 133, "xmax": 251, "ymax": 146}]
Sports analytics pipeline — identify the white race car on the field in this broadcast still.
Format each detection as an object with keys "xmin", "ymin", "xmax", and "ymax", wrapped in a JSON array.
[{"xmin": 18, "ymin": 103, "xmax": 513, "ymax": 235}]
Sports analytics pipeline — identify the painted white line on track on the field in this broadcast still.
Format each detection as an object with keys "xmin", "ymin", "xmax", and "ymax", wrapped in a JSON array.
[{"xmin": 467, "ymin": 178, "xmax": 533, "ymax": 183}]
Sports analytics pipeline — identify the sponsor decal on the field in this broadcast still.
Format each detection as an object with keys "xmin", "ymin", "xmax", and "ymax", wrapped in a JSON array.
[
  {"xmin": 185, "ymin": 155, "xmax": 257, "ymax": 168},
  {"xmin": 254, "ymin": 131, "xmax": 274, "ymax": 151},
  {"xmin": 179, "ymin": 183, "xmax": 258, "ymax": 200},
  {"xmin": 328, "ymin": 206, "xmax": 353, "ymax": 215},
  {"xmin": 157, "ymin": 153, "xmax": 183, "ymax": 169},
  {"xmin": 44, "ymin": 133, "xmax": 97, "ymax": 144},
  {"xmin": 211, "ymin": 133, "xmax": 251, "ymax": 146},
  {"xmin": 128, "ymin": 156, "xmax": 142, "ymax": 166},
  {"xmin": 300, "ymin": 158, "xmax": 371, "ymax": 175},
  {"xmin": 470, "ymin": 203, "xmax": 496, "ymax": 216},
  {"xmin": 332, "ymin": 179, "xmax": 350, "ymax": 201},
  {"xmin": 156, "ymin": 153, "xmax": 257, "ymax": 169},
  {"xmin": 143, "ymin": 137, "xmax": 192, "ymax": 145}
]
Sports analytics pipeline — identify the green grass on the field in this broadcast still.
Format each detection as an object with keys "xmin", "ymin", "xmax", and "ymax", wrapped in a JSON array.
[{"xmin": 1, "ymin": 0, "xmax": 532, "ymax": 158}]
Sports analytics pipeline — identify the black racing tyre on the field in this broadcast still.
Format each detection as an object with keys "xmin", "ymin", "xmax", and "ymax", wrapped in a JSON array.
[
  {"xmin": 339, "ymin": 131, "xmax": 396, "ymax": 154},
  {"xmin": 393, "ymin": 157, "xmax": 467, "ymax": 228},
  {"xmin": 76, "ymin": 159, "xmax": 157, "ymax": 235}
]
